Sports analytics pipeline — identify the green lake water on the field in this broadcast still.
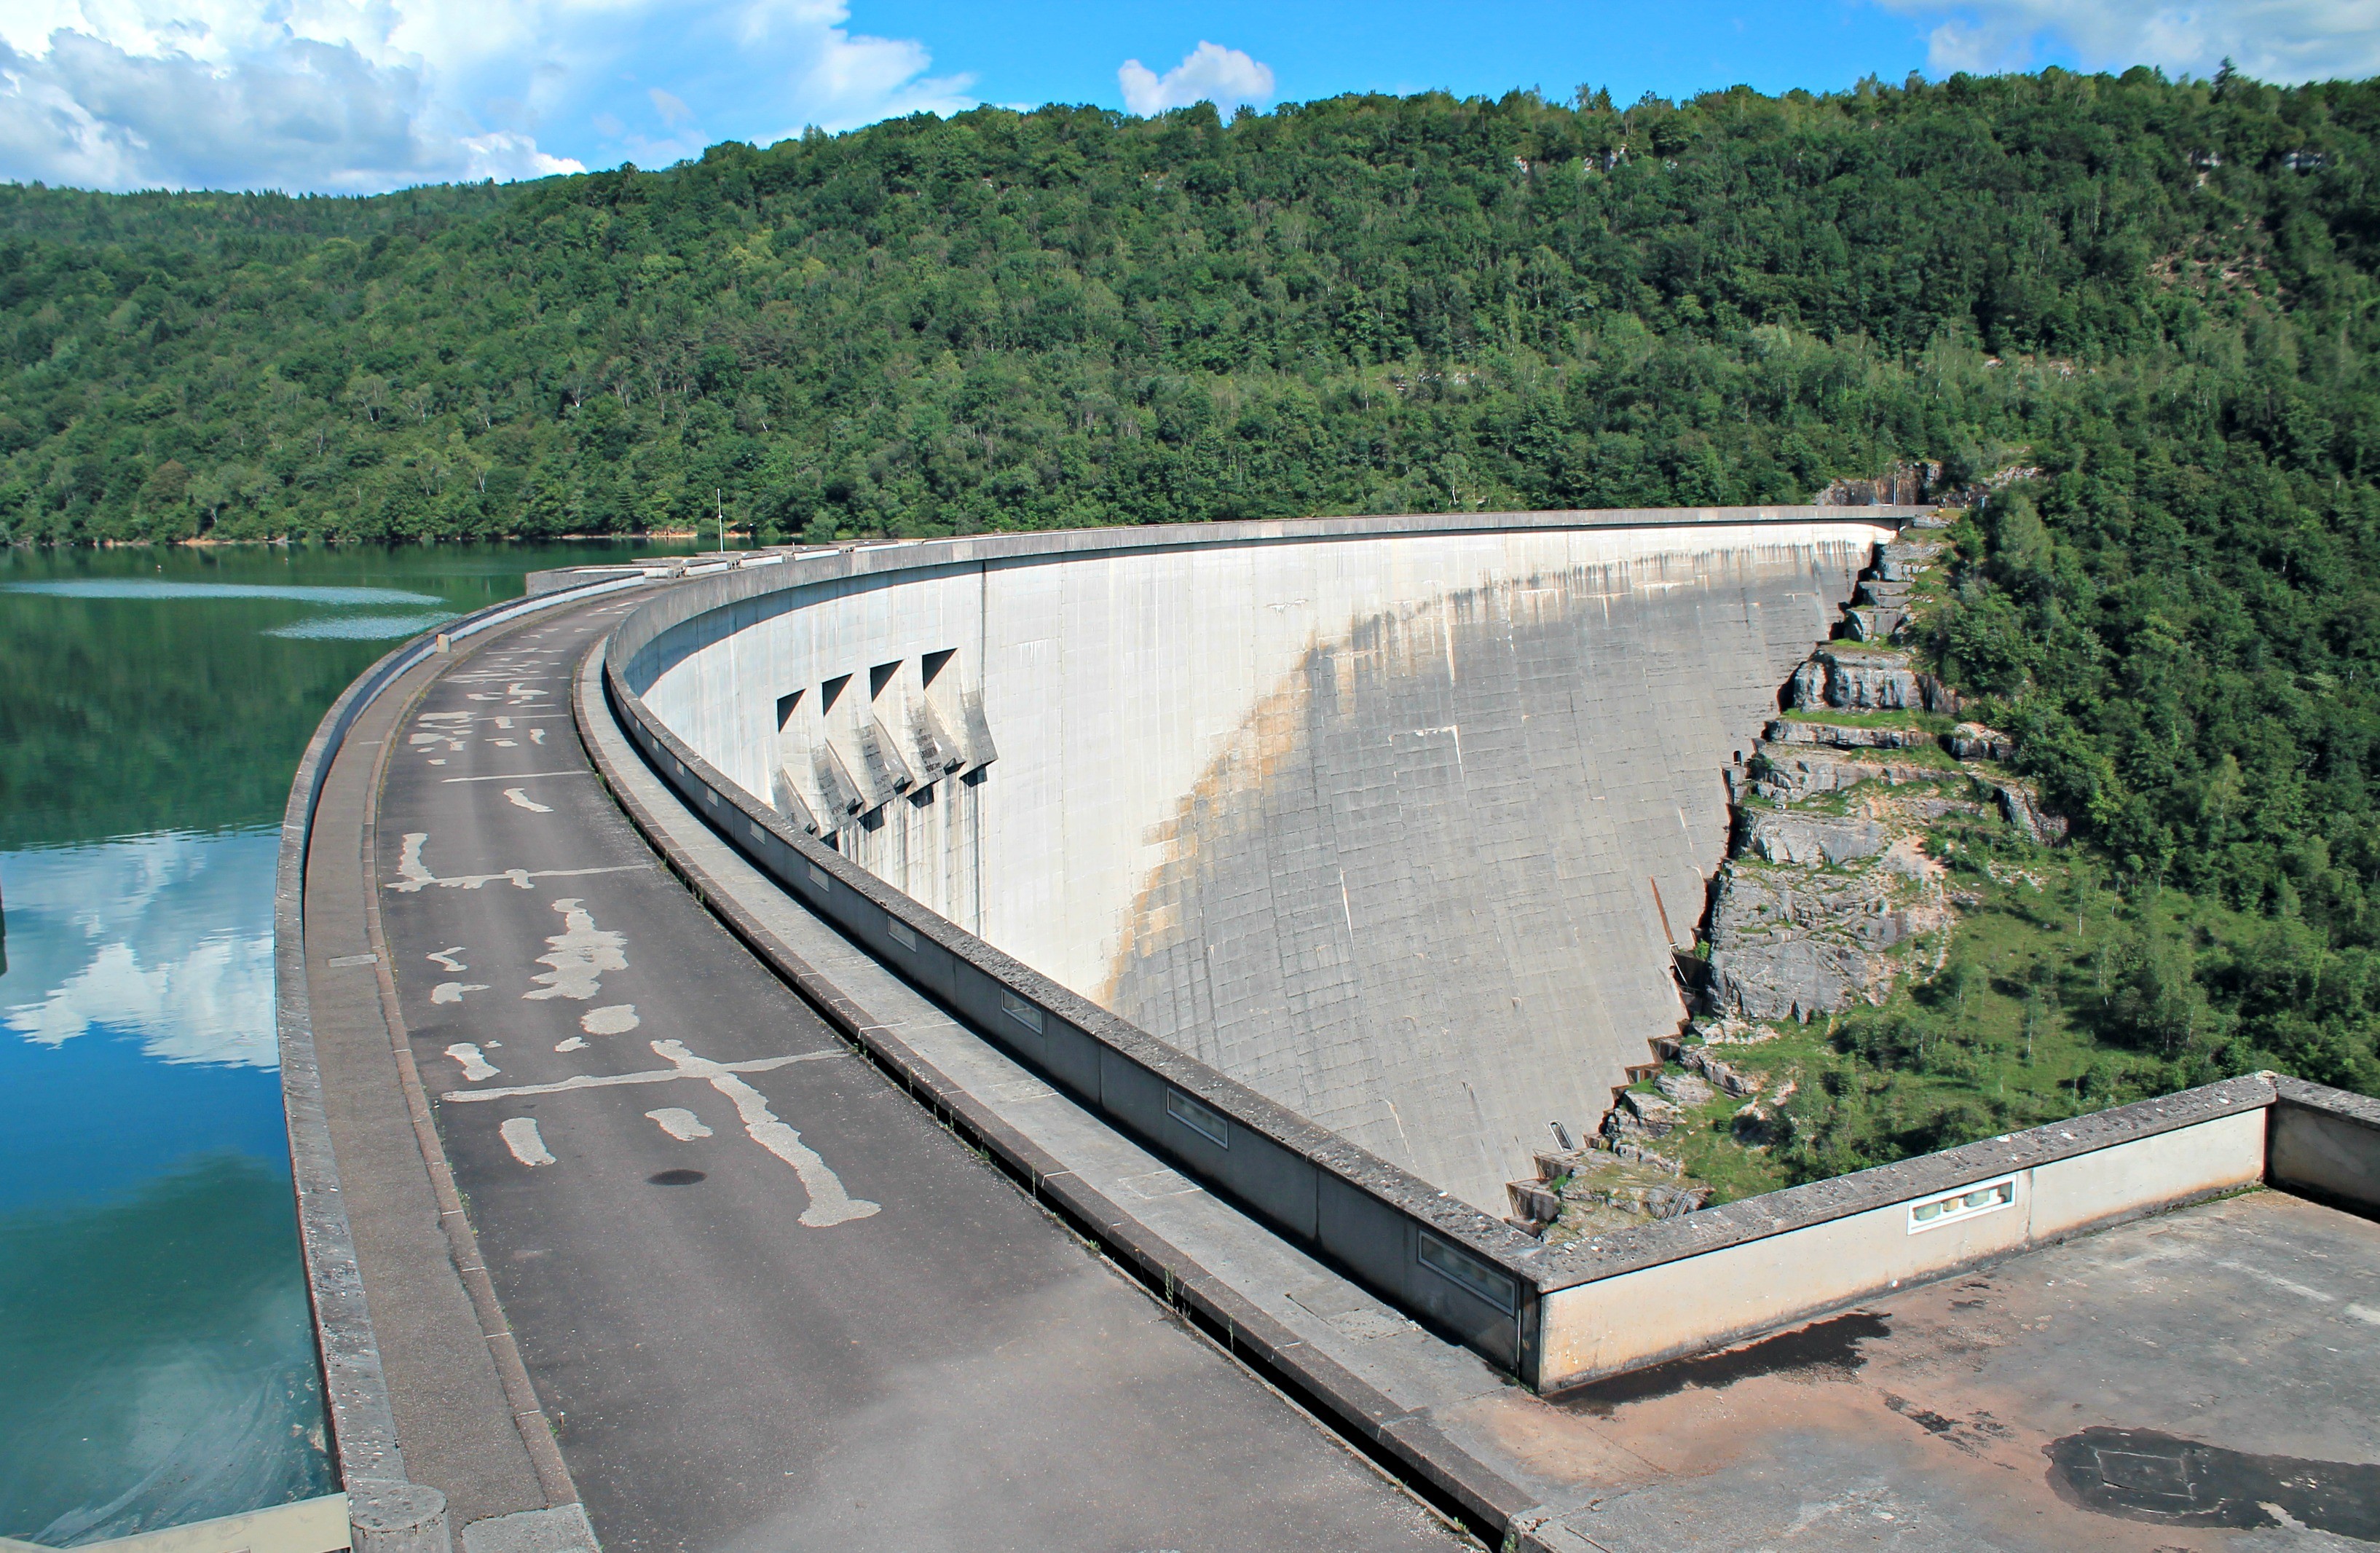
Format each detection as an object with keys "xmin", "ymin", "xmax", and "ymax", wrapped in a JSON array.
[{"xmin": 0, "ymin": 539, "xmax": 714, "ymax": 1545}]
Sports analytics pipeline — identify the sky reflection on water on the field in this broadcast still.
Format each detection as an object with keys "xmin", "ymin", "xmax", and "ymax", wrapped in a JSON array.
[
  {"xmin": 1, "ymin": 580, "xmax": 446, "ymax": 604},
  {"xmin": 4, "ymin": 830, "xmax": 279, "ymax": 1069},
  {"xmin": 265, "ymin": 611, "xmax": 459, "ymax": 640},
  {"xmin": 0, "ymin": 827, "xmax": 332, "ymax": 1539},
  {"xmin": 0, "ymin": 539, "xmax": 704, "ymax": 1544}
]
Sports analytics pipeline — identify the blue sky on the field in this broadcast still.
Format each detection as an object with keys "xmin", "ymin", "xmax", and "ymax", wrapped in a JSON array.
[{"xmin": 0, "ymin": 0, "xmax": 2373, "ymax": 194}]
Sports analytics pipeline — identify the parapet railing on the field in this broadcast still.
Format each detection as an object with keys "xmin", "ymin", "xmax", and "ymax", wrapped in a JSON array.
[
  {"xmin": 597, "ymin": 506, "xmax": 1928, "ymax": 1384},
  {"xmin": 274, "ymin": 571, "xmax": 654, "ymax": 1536}
]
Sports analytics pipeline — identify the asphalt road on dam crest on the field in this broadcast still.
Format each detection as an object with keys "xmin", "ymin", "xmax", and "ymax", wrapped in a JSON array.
[{"xmin": 373, "ymin": 601, "xmax": 1465, "ymax": 1553}]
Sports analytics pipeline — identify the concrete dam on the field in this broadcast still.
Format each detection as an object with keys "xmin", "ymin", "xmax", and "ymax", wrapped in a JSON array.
[{"xmin": 623, "ymin": 511, "xmax": 1902, "ymax": 1214}]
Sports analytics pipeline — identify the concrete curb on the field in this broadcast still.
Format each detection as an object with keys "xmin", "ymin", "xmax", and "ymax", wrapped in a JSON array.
[
  {"xmin": 570, "ymin": 633, "xmax": 1537, "ymax": 1544},
  {"xmin": 276, "ymin": 575, "xmax": 650, "ymax": 1546}
]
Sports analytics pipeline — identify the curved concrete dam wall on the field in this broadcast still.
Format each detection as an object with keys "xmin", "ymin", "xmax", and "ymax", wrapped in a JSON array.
[{"xmin": 625, "ymin": 511, "xmax": 1900, "ymax": 1213}]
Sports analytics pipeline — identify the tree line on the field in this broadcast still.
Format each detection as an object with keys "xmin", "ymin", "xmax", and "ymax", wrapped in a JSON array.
[{"xmin": 4, "ymin": 63, "xmax": 2379, "ymax": 1101}]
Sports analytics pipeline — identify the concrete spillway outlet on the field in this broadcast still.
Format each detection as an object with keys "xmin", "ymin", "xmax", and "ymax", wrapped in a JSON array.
[{"xmin": 629, "ymin": 517, "xmax": 1889, "ymax": 1214}]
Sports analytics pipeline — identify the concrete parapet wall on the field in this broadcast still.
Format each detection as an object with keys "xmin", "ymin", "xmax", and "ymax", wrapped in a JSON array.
[
  {"xmin": 617, "ymin": 509, "xmax": 1903, "ymax": 1208},
  {"xmin": 2269, "ymin": 1075, "xmax": 2380, "ymax": 1216},
  {"xmin": 1537, "ymin": 1099, "xmax": 2270, "ymax": 1391}
]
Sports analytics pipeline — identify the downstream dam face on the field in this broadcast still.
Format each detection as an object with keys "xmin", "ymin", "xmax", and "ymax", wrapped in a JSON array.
[{"xmin": 624, "ymin": 511, "xmax": 1899, "ymax": 1213}]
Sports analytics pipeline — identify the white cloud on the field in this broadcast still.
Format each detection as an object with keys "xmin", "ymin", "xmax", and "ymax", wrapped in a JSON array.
[
  {"xmin": 1118, "ymin": 40, "xmax": 1274, "ymax": 119},
  {"xmin": 0, "ymin": 0, "xmax": 976, "ymax": 193},
  {"xmin": 1882, "ymin": 0, "xmax": 2380, "ymax": 84},
  {"xmin": 3, "ymin": 830, "xmax": 280, "ymax": 1068}
]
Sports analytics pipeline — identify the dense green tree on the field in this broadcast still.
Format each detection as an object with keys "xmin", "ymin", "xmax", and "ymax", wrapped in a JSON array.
[{"xmin": 7, "ymin": 66, "xmax": 2380, "ymax": 1099}]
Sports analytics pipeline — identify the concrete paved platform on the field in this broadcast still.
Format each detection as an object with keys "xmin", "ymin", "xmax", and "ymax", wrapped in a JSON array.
[
  {"xmin": 1516, "ymin": 1190, "xmax": 2380, "ymax": 1550},
  {"xmin": 361, "ymin": 599, "xmax": 1465, "ymax": 1553}
]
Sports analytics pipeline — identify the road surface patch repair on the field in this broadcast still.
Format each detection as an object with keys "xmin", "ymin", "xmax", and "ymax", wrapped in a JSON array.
[
  {"xmin": 498, "ymin": 1118, "xmax": 554, "ymax": 1167},
  {"xmin": 445, "ymin": 1043, "xmax": 498, "ymax": 1081},
  {"xmin": 646, "ymin": 1108, "xmax": 712, "ymax": 1141},
  {"xmin": 521, "ymin": 898, "xmax": 626, "ymax": 1001},
  {"xmin": 389, "ymin": 831, "xmax": 645, "ymax": 893}
]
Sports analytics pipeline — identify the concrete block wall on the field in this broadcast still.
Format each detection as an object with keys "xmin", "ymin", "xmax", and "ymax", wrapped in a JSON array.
[
  {"xmin": 2269, "ymin": 1077, "xmax": 2380, "ymax": 1214},
  {"xmin": 626, "ymin": 519, "xmax": 1891, "ymax": 1212}
]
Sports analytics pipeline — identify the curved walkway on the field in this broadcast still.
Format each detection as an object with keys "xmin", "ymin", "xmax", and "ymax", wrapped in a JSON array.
[{"xmin": 310, "ymin": 589, "xmax": 1465, "ymax": 1553}]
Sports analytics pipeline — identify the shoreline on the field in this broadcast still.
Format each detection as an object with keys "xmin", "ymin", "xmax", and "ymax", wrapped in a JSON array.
[{"xmin": 4, "ymin": 528, "xmax": 773, "ymax": 551}]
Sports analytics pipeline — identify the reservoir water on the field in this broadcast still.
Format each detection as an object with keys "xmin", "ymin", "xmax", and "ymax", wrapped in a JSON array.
[{"xmin": 0, "ymin": 540, "xmax": 706, "ymax": 1546}]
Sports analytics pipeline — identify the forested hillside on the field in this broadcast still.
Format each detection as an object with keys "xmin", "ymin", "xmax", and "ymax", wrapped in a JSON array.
[{"xmin": 7, "ymin": 67, "xmax": 2380, "ymax": 1121}]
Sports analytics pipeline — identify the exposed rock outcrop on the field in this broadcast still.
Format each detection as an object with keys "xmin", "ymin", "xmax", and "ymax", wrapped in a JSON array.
[
  {"xmin": 1950, "ymin": 722, "xmax": 2015, "ymax": 761},
  {"xmin": 1998, "ymin": 782, "xmax": 2070, "ymax": 846},
  {"xmin": 1506, "ymin": 1148, "xmax": 1711, "ymax": 1241},
  {"xmin": 1538, "ymin": 507, "xmax": 2073, "ymax": 1234},
  {"xmin": 1788, "ymin": 643, "xmax": 1961, "ymax": 715},
  {"xmin": 1762, "ymin": 718, "xmax": 1934, "ymax": 751},
  {"xmin": 1736, "ymin": 744, "xmax": 1947, "ymax": 803},
  {"xmin": 1706, "ymin": 853, "xmax": 1952, "ymax": 1021},
  {"xmin": 1737, "ymin": 810, "xmax": 1890, "ymax": 866},
  {"xmin": 1700, "ymin": 521, "xmax": 2063, "ymax": 1027}
]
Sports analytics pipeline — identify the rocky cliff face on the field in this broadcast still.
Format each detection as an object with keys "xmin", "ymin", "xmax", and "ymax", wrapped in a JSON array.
[
  {"xmin": 1504, "ymin": 515, "xmax": 2068, "ymax": 1236},
  {"xmin": 1702, "ymin": 523, "xmax": 2057, "ymax": 1029}
]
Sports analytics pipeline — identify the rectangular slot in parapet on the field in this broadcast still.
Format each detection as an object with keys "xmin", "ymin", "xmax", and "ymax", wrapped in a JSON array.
[
  {"xmin": 1908, "ymin": 1176, "xmax": 2015, "ymax": 1233},
  {"xmin": 1165, "ymin": 1088, "xmax": 1230, "ymax": 1149},
  {"xmin": 1419, "ymin": 1229, "xmax": 1518, "ymax": 1312},
  {"xmin": 999, "ymin": 988, "xmax": 1044, "ymax": 1034}
]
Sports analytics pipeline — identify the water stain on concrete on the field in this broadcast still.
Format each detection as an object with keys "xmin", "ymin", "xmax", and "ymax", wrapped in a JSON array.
[
  {"xmin": 1552, "ymin": 1309, "xmax": 1892, "ymax": 1416},
  {"xmin": 2046, "ymin": 1426, "xmax": 2380, "ymax": 1540},
  {"xmin": 1105, "ymin": 553, "xmax": 1859, "ymax": 1212}
]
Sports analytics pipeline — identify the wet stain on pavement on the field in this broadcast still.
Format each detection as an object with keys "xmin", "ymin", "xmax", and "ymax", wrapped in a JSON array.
[
  {"xmin": 646, "ymin": 1168, "xmax": 706, "ymax": 1186},
  {"xmin": 1553, "ymin": 1310, "xmax": 1892, "ymax": 1415},
  {"xmin": 1881, "ymin": 1391, "xmax": 2017, "ymax": 1459},
  {"xmin": 2048, "ymin": 1426, "xmax": 2380, "ymax": 1540}
]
